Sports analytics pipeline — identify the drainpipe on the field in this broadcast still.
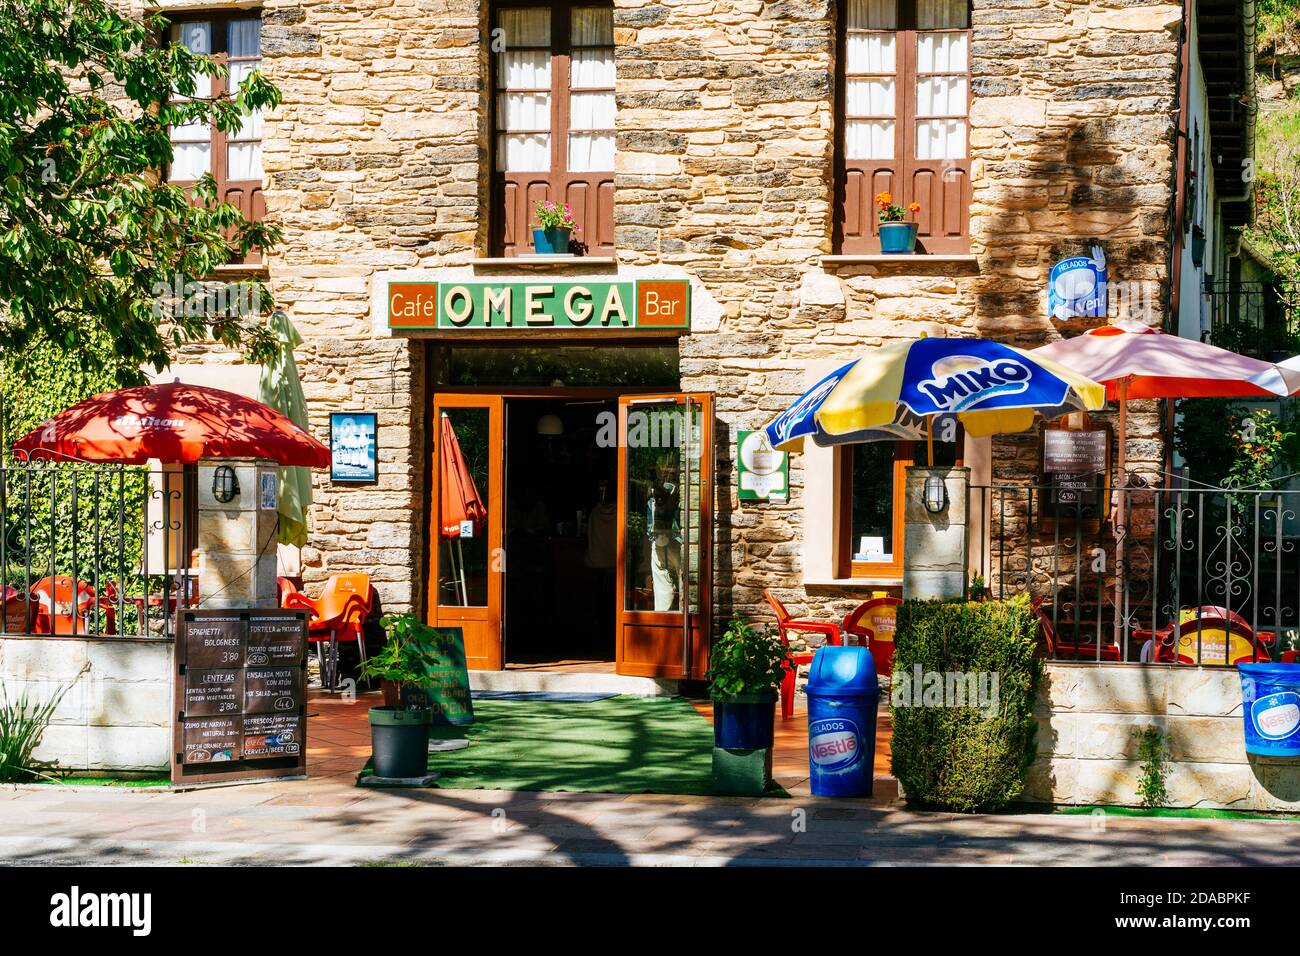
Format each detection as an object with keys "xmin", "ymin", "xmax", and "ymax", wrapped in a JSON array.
[{"xmin": 1218, "ymin": 0, "xmax": 1258, "ymax": 208}]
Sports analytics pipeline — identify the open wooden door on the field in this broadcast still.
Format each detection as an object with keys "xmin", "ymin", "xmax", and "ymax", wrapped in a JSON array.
[
  {"xmin": 616, "ymin": 393, "xmax": 712, "ymax": 679},
  {"xmin": 430, "ymin": 395, "xmax": 503, "ymax": 670}
]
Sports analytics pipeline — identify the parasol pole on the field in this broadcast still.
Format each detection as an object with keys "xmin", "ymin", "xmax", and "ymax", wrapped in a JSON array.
[
  {"xmin": 1113, "ymin": 378, "xmax": 1129, "ymax": 648},
  {"xmin": 927, "ymin": 414, "xmax": 935, "ymax": 467}
]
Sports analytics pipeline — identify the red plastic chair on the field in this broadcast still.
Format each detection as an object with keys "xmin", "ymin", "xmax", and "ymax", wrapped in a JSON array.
[
  {"xmin": 30, "ymin": 576, "xmax": 97, "ymax": 635},
  {"xmin": 283, "ymin": 573, "xmax": 373, "ymax": 690},
  {"xmin": 1031, "ymin": 598, "xmax": 1123, "ymax": 662},
  {"xmin": 764, "ymin": 589, "xmax": 841, "ymax": 720},
  {"xmin": 2, "ymin": 585, "xmax": 27, "ymax": 633},
  {"xmin": 843, "ymin": 595, "xmax": 902, "ymax": 679}
]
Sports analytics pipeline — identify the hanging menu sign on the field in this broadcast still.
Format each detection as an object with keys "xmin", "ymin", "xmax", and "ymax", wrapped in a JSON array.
[
  {"xmin": 1041, "ymin": 427, "xmax": 1109, "ymax": 520},
  {"xmin": 173, "ymin": 609, "xmax": 308, "ymax": 786}
]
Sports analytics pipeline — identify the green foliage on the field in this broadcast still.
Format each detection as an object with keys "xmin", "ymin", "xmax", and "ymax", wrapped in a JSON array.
[
  {"xmin": 889, "ymin": 598, "xmax": 1042, "ymax": 813},
  {"xmin": 0, "ymin": 332, "xmax": 150, "ymax": 615},
  {"xmin": 707, "ymin": 617, "xmax": 791, "ymax": 700},
  {"xmin": 0, "ymin": 0, "xmax": 283, "ymax": 370},
  {"xmin": 1132, "ymin": 727, "xmax": 1169, "ymax": 808},
  {"xmin": 357, "ymin": 614, "xmax": 442, "ymax": 706},
  {"xmin": 0, "ymin": 663, "xmax": 87, "ymax": 782},
  {"xmin": 1174, "ymin": 401, "xmax": 1295, "ymax": 489}
]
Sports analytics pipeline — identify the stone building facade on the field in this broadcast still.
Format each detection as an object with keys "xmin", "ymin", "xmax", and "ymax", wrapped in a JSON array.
[{"xmin": 144, "ymin": 0, "xmax": 1205, "ymax": 673}]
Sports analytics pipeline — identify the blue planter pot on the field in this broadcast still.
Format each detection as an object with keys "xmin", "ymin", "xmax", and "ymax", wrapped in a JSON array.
[
  {"xmin": 532, "ymin": 227, "xmax": 572, "ymax": 255},
  {"xmin": 879, "ymin": 222, "xmax": 918, "ymax": 254},
  {"xmin": 713, "ymin": 693, "xmax": 777, "ymax": 750}
]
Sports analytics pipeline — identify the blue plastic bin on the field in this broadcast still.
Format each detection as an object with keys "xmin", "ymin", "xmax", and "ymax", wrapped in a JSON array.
[
  {"xmin": 805, "ymin": 646, "xmax": 879, "ymax": 797},
  {"xmin": 1240, "ymin": 663, "xmax": 1300, "ymax": 756}
]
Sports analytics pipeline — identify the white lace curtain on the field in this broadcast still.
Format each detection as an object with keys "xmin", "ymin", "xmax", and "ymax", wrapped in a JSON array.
[
  {"xmin": 844, "ymin": 0, "xmax": 968, "ymax": 162},
  {"xmin": 169, "ymin": 22, "xmax": 211, "ymax": 180},
  {"xmin": 496, "ymin": 6, "xmax": 614, "ymax": 173},
  {"xmin": 168, "ymin": 19, "xmax": 264, "ymax": 181},
  {"xmin": 226, "ymin": 19, "xmax": 263, "ymax": 180}
]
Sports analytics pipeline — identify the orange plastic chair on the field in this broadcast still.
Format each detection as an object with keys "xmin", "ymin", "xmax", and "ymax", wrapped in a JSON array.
[
  {"xmin": 843, "ymin": 594, "xmax": 901, "ymax": 679},
  {"xmin": 764, "ymin": 589, "xmax": 841, "ymax": 720},
  {"xmin": 30, "ymin": 576, "xmax": 98, "ymax": 635},
  {"xmin": 283, "ymin": 573, "xmax": 373, "ymax": 689}
]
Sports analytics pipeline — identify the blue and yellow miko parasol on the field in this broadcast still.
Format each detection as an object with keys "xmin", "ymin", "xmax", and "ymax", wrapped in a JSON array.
[{"xmin": 763, "ymin": 337, "xmax": 1106, "ymax": 460}]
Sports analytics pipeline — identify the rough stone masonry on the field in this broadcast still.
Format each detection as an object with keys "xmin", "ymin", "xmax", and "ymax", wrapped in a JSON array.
[{"xmin": 142, "ymin": 0, "xmax": 1181, "ymax": 635}]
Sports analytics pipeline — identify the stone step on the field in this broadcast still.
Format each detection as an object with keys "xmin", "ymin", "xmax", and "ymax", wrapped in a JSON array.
[{"xmin": 468, "ymin": 669, "xmax": 679, "ymax": 698}]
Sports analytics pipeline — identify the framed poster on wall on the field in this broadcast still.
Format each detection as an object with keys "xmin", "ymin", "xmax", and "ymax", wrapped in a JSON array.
[{"xmin": 330, "ymin": 412, "xmax": 377, "ymax": 483}]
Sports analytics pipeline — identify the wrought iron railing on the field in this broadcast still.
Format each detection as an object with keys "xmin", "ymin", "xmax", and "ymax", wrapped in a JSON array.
[
  {"xmin": 1206, "ymin": 280, "xmax": 1300, "ymax": 360},
  {"xmin": 0, "ymin": 461, "xmax": 198, "ymax": 640},
  {"xmin": 972, "ymin": 480, "xmax": 1300, "ymax": 666}
]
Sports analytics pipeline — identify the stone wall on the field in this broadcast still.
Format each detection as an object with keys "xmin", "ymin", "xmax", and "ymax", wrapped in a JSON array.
[
  {"xmin": 139, "ymin": 0, "xmax": 1185, "ymax": 635},
  {"xmin": 1028, "ymin": 663, "xmax": 1300, "ymax": 812},
  {"xmin": 1, "ymin": 637, "xmax": 173, "ymax": 773}
]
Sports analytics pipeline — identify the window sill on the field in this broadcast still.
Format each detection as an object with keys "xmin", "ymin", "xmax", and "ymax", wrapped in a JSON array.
[
  {"xmin": 469, "ymin": 256, "xmax": 618, "ymax": 269},
  {"xmin": 803, "ymin": 577, "xmax": 903, "ymax": 589},
  {"xmin": 820, "ymin": 254, "xmax": 978, "ymax": 269},
  {"xmin": 210, "ymin": 262, "xmax": 269, "ymax": 278}
]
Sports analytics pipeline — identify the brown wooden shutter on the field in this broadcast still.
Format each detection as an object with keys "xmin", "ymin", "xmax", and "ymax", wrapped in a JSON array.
[
  {"xmin": 493, "ymin": 3, "xmax": 615, "ymax": 257},
  {"xmin": 837, "ymin": 0, "xmax": 970, "ymax": 254}
]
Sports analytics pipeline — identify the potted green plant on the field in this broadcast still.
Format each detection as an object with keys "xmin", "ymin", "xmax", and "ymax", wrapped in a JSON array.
[
  {"xmin": 875, "ymin": 191, "xmax": 920, "ymax": 254},
  {"xmin": 707, "ymin": 617, "xmax": 791, "ymax": 750},
  {"xmin": 531, "ymin": 199, "xmax": 579, "ymax": 255},
  {"xmin": 357, "ymin": 613, "xmax": 439, "ymax": 778}
]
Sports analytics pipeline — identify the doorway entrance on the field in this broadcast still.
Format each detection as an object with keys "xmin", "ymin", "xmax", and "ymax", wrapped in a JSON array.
[
  {"xmin": 425, "ymin": 344, "xmax": 712, "ymax": 677},
  {"xmin": 503, "ymin": 397, "xmax": 617, "ymax": 667}
]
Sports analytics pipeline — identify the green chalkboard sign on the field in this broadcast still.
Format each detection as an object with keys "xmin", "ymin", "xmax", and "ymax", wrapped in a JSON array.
[{"xmin": 400, "ymin": 626, "xmax": 474, "ymax": 727}]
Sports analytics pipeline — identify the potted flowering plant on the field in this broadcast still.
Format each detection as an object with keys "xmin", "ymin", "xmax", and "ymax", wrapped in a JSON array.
[
  {"xmin": 357, "ymin": 613, "xmax": 439, "ymax": 778},
  {"xmin": 532, "ymin": 199, "xmax": 579, "ymax": 254},
  {"xmin": 875, "ymin": 192, "xmax": 921, "ymax": 254}
]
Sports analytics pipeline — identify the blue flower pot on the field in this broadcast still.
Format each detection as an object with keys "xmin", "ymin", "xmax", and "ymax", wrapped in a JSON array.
[
  {"xmin": 532, "ymin": 227, "xmax": 572, "ymax": 255},
  {"xmin": 879, "ymin": 222, "xmax": 918, "ymax": 254},
  {"xmin": 713, "ymin": 693, "xmax": 777, "ymax": 750}
]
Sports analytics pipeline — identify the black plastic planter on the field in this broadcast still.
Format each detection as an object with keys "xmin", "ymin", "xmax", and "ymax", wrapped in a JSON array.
[{"xmin": 369, "ymin": 707, "xmax": 431, "ymax": 778}]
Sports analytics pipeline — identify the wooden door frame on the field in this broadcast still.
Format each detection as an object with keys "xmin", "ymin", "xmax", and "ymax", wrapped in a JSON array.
[
  {"xmin": 615, "ymin": 392, "xmax": 713, "ymax": 679},
  {"xmin": 428, "ymin": 393, "xmax": 505, "ymax": 670}
]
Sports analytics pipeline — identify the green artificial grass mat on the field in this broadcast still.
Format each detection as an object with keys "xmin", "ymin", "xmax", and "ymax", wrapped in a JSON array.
[
  {"xmin": 358, "ymin": 695, "xmax": 787, "ymax": 797},
  {"xmin": 29, "ymin": 776, "xmax": 170, "ymax": 788},
  {"xmin": 1056, "ymin": 804, "xmax": 1300, "ymax": 822}
]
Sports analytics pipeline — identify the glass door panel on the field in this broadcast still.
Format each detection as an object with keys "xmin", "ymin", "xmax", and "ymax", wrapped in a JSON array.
[
  {"xmin": 432, "ymin": 395, "xmax": 503, "ymax": 670},
  {"xmin": 616, "ymin": 393, "xmax": 712, "ymax": 679}
]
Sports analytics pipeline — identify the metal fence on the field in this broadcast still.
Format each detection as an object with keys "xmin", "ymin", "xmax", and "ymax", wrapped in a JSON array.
[
  {"xmin": 0, "ymin": 462, "xmax": 198, "ymax": 640},
  {"xmin": 972, "ymin": 480, "xmax": 1300, "ymax": 666},
  {"xmin": 1207, "ymin": 280, "xmax": 1300, "ymax": 360}
]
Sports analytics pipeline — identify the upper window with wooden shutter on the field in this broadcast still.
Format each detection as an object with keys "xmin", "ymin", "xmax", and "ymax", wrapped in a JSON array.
[
  {"xmin": 838, "ymin": 0, "xmax": 971, "ymax": 254},
  {"xmin": 166, "ymin": 13, "xmax": 266, "ymax": 263},
  {"xmin": 492, "ymin": 3, "xmax": 616, "ymax": 257}
]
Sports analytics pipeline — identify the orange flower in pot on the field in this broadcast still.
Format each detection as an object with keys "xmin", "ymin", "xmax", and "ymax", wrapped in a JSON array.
[{"xmin": 876, "ymin": 192, "xmax": 920, "ymax": 254}]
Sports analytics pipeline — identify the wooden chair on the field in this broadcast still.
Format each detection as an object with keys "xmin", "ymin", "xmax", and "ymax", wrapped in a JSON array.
[
  {"xmin": 283, "ymin": 573, "xmax": 374, "ymax": 690},
  {"xmin": 843, "ymin": 594, "xmax": 901, "ymax": 679},
  {"xmin": 764, "ymin": 588, "xmax": 841, "ymax": 720}
]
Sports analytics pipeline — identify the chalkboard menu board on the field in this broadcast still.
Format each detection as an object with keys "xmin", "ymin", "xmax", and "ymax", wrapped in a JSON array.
[
  {"xmin": 172, "ymin": 609, "xmax": 308, "ymax": 786},
  {"xmin": 1040, "ymin": 427, "xmax": 1110, "ymax": 521}
]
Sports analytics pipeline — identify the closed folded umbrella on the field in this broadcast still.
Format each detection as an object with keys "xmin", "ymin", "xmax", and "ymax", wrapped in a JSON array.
[
  {"xmin": 439, "ymin": 413, "xmax": 487, "ymax": 604},
  {"xmin": 258, "ymin": 312, "xmax": 315, "ymax": 547}
]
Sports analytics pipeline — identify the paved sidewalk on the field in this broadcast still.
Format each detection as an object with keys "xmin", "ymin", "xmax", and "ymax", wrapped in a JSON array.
[{"xmin": 3, "ymin": 776, "xmax": 1300, "ymax": 866}]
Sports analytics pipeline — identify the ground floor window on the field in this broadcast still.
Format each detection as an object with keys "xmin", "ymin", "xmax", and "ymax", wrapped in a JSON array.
[{"xmin": 840, "ymin": 437, "xmax": 958, "ymax": 578}]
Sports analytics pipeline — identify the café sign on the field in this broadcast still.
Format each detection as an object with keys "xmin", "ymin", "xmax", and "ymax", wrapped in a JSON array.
[{"xmin": 387, "ymin": 279, "xmax": 690, "ymax": 332}]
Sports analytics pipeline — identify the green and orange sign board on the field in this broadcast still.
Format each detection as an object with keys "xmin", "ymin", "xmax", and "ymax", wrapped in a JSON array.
[{"xmin": 388, "ymin": 279, "xmax": 690, "ymax": 332}]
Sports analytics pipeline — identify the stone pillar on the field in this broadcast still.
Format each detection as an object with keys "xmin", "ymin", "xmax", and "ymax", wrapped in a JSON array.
[
  {"xmin": 196, "ymin": 458, "xmax": 280, "ymax": 609},
  {"xmin": 902, "ymin": 466, "xmax": 970, "ymax": 602}
]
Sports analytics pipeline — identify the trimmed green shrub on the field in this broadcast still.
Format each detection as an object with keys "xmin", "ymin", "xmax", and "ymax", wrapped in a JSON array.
[{"xmin": 889, "ymin": 597, "xmax": 1042, "ymax": 813}]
